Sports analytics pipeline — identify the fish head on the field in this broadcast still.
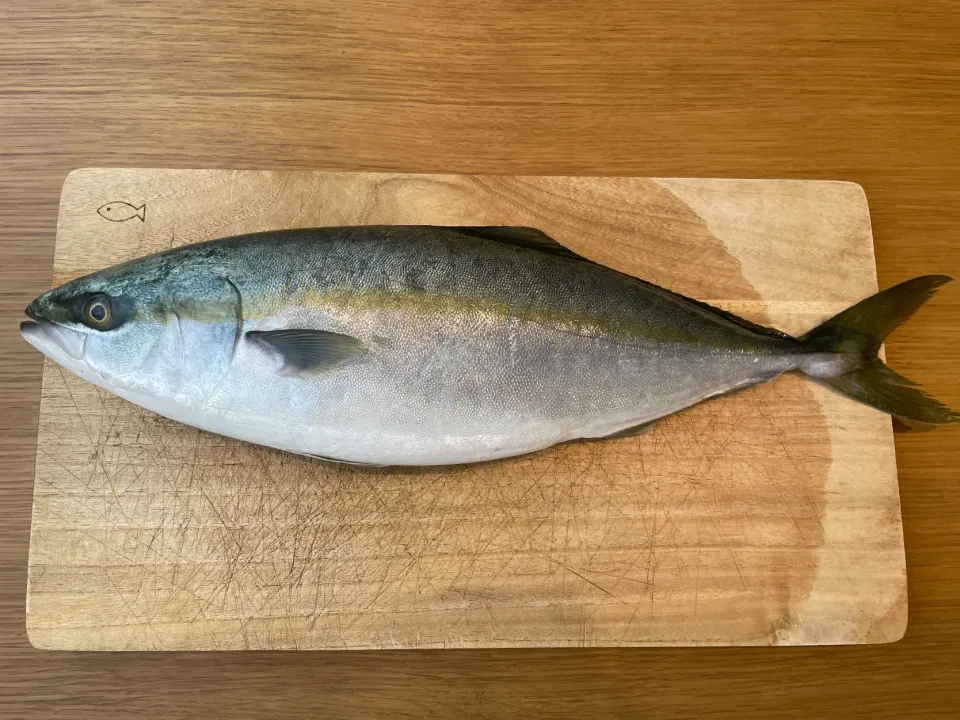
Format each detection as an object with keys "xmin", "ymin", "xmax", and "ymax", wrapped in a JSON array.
[{"xmin": 22, "ymin": 255, "xmax": 239, "ymax": 403}]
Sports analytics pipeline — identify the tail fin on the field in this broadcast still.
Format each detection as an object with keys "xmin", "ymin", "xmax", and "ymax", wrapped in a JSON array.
[
  {"xmin": 797, "ymin": 275, "xmax": 959, "ymax": 424},
  {"xmin": 136, "ymin": 204, "xmax": 146, "ymax": 222}
]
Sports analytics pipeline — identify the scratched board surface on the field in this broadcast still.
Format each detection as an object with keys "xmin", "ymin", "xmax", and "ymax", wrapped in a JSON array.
[{"xmin": 27, "ymin": 169, "xmax": 906, "ymax": 650}]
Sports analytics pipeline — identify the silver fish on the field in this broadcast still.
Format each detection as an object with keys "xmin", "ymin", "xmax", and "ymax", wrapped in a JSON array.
[{"xmin": 21, "ymin": 226, "xmax": 959, "ymax": 465}]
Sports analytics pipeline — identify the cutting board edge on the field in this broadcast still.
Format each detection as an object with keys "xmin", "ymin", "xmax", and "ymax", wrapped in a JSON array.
[{"xmin": 60, "ymin": 167, "xmax": 870, "ymax": 190}]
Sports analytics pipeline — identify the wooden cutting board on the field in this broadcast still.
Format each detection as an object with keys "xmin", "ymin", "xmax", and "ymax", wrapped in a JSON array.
[{"xmin": 26, "ymin": 169, "xmax": 906, "ymax": 650}]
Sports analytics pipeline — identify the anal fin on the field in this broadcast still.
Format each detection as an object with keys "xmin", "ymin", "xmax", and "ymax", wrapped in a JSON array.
[
  {"xmin": 573, "ymin": 419, "xmax": 661, "ymax": 445},
  {"xmin": 300, "ymin": 452, "xmax": 386, "ymax": 467},
  {"xmin": 603, "ymin": 419, "xmax": 660, "ymax": 439}
]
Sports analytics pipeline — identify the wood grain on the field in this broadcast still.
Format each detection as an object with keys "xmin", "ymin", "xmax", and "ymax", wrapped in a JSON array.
[
  {"xmin": 28, "ymin": 169, "xmax": 904, "ymax": 650},
  {"xmin": 1, "ymin": 0, "xmax": 959, "ymax": 715}
]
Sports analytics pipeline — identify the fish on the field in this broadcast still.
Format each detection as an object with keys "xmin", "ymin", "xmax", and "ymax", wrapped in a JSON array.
[
  {"xmin": 97, "ymin": 201, "xmax": 146, "ymax": 223},
  {"xmin": 20, "ymin": 225, "xmax": 959, "ymax": 466}
]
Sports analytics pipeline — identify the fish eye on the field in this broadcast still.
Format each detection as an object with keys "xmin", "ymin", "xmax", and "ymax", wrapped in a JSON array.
[{"xmin": 82, "ymin": 294, "xmax": 113, "ymax": 328}]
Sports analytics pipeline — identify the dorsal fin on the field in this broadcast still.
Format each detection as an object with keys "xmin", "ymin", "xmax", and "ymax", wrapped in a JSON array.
[
  {"xmin": 634, "ymin": 278, "xmax": 795, "ymax": 341},
  {"xmin": 447, "ymin": 226, "xmax": 793, "ymax": 342},
  {"xmin": 449, "ymin": 226, "xmax": 598, "ymax": 265}
]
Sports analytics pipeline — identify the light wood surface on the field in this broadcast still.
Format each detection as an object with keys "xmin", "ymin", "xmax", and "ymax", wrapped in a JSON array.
[
  {"xmin": 27, "ymin": 169, "xmax": 903, "ymax": 650},
  {"xmin": 2, "ymin": 0, "xmax": 959, "ymax": 716}
]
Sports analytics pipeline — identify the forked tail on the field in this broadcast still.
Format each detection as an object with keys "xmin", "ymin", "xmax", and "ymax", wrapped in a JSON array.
[{"xmin": 797, "ymin": 275, "xmax": 959, "ymax": 424}]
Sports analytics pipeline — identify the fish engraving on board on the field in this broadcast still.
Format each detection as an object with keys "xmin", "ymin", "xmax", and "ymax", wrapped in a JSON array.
[
  {"xmin": 20, "ymin": 226, "xmax": 960, "ymax": 466},
  {"xmin": 97, "ymin": 201, "xmax": 146, "ymax": 223}
]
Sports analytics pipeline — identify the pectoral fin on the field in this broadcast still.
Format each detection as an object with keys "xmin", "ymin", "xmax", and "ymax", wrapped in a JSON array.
[{"xmin": 247, "ymin": 329, "xmax": 366, "ymax": 377}]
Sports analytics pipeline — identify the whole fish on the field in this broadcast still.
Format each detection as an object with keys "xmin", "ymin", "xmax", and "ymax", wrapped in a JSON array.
[{"xmin": 21, "ymin": 226, "xmax": 959, "ymax": 465}]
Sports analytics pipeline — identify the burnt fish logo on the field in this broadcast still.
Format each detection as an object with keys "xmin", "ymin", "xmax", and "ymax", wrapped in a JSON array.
[{"xmin": 97, "ymin": 201, "xmax": 146, "ymax": 223}]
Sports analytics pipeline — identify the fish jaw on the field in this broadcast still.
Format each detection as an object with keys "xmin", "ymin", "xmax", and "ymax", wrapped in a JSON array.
[
  {"xmin": 21, "ymin": 320, "xmax": 86, "ymax": 363},
  {"xmin": 20, "ymin": 318, "xmax": 200, "ymax": 422},
  {"xmin": 19, "ymin": 320, "xmax": 118, "ymax": 392}
]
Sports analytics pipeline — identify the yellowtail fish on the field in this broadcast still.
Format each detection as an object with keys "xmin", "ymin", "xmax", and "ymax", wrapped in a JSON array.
[{"xmin": 21, "ymin": 226, "xmax": 959, "ymax": 465}]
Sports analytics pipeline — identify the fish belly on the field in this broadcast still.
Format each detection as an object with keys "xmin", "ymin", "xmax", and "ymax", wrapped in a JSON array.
[{"xmin": 154, "ymin": 308, "xmax": 792, "ymax": 465}]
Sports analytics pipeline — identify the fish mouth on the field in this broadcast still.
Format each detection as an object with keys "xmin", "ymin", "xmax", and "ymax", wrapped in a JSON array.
[
  {"xmin": 25, "ymin": 299, "xmax": 42, "ymax": 322},
  {"xmin": 20, "ymin": 320, "xmax": 86, "ymax": 361}
]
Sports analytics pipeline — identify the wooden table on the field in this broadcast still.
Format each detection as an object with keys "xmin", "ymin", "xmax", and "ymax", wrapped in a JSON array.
[{"xmin": 1, "ymin": 1, "xmax": 958, "ymax": 716}]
